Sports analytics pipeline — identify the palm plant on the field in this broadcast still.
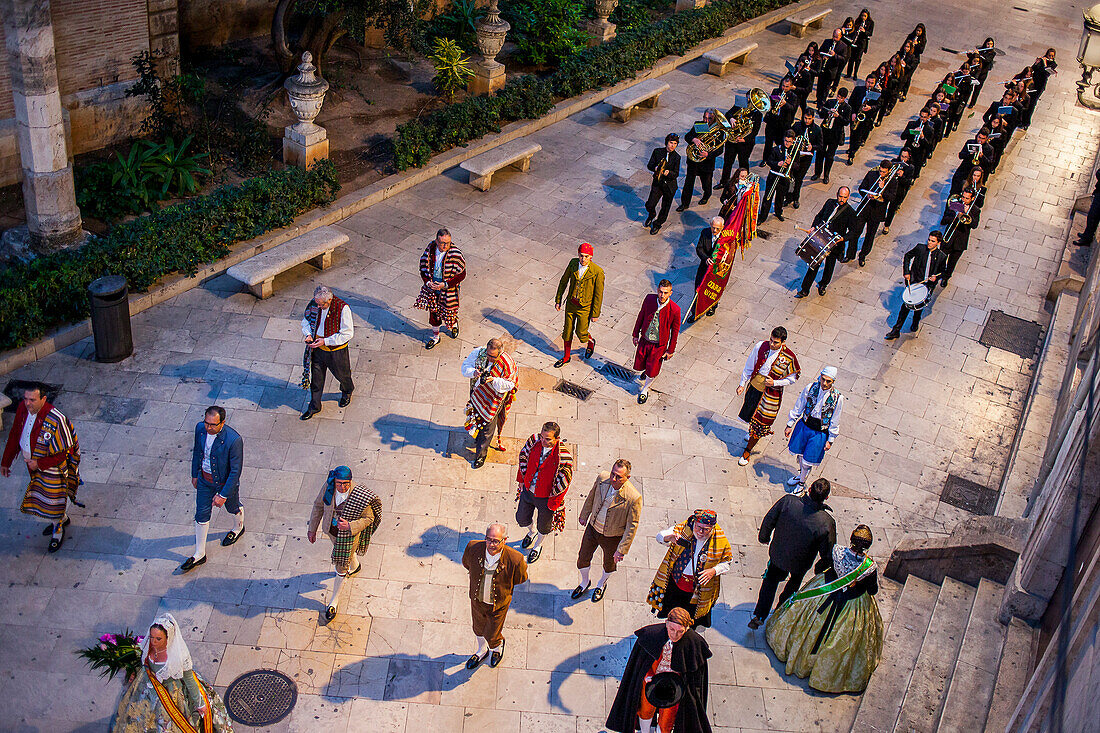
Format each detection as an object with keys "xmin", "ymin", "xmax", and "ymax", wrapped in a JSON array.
[{"xmin": 430, "ymin": 38, "xmax": 475, "ymax": 101}]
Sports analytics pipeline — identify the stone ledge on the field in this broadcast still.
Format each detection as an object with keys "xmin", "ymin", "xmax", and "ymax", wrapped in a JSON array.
[
  {"xmin": 885, "ymin": 516, "xmax": 1029, "ymax": 587},
  {"xmin": 0, "ymin": 0, "xmax": 828, "ymax": 377}
]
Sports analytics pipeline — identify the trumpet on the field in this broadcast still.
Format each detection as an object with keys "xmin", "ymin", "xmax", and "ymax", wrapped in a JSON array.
[{"xmin": 944, "ymin": 194, "xmax": 976, "ymax": 240}]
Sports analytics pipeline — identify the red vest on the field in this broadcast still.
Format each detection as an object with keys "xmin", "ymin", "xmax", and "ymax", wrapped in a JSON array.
[
  {"xmin": 522, "ymin": 442, "xmax": 561, "ymax": 498},
  {"xmin": 319, "ymin": 296, "xmax": 348, "ymax": 338}
]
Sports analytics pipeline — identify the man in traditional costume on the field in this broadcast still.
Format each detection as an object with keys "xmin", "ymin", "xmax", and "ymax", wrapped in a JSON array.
[
  {"xmin": 736, "ymin": 326, "xmax": 801, "ymax": 466},
  {"xmin": 1, "ymin": 383, "xmax": 80, "ymax": 552},
  {"xmin": 462, "ymin": 523, "xmax": 528, "ymax": 670},
  {"xmin": 572, "ymin": 458, "xmax": 642, "ymax": 602},
  {"xmin": 554, "ymin": 242, "xmax": 604, "ymax": 368},
  {"xmin": 765, "ymin": 525, "xmax": 883, "ymax": 693},
  {"xmin": 181, "ymin": 405, "xmax": 244, "ymax": 573},
  {"xmin": 300, "ymin": 285, "xmax": 354, "ymax": 420},
  {"xmin": 691, "ymin": 173, "xmax": 758, "ymax": 323},
  {"xmin": 515, "ymin": 421, "xmax": 573, "ymax": 564},
  {"xmin": 606, "ymin": 606, "xmax": 713, "ymax": 733},
  {"xmin": 647, "ymin": 510, "xmax": 733, "ymax": 629},
  {"xmin": 784, "ymin": 366, "xmax": 844, "ymax": 492},
  {"xmin": 307, "ymin": 465, "xmax": 383, "ymax": 621},
  {"xmin": 631, "ymin": 279, "xmax": 681, "ymax": 405},
  {"xmin": 748, "ymin": 479, "xmax": 836, "ymax": 629},
  {"xmin": 415, "ymin": 227, "xmax": 466, "ymax": 349},
  {"xmin": 463, "ymin": 337, "xmax": 518, "ymax": 469}
]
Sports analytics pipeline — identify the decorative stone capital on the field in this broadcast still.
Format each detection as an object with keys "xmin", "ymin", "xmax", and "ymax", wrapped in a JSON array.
[{"xmin": 284, "ymin": 52, "xmax": 330, "ymax": 135}]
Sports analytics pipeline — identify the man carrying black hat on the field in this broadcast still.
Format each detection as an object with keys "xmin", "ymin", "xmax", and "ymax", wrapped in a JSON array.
[{"xmin": 606, "ymin": 607, "xmax": 713, "ymax": 733}]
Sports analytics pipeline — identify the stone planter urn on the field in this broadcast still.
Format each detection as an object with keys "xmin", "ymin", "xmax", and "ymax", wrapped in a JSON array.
[
  {"xmin": 588, "ymin": 0, "xmax": 619, "ymax": 45},
  {"xmin": 283, "ymin": 52, "xmax": 330, "ymax": 168},
  {"xmin": 469, "ymin": 0, "xmax": 510, "ymax": 95}
]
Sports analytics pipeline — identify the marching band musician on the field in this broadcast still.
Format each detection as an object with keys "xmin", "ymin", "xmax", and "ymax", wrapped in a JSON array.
[
  {"xmin": 882, "ymin": 148, "xmax": 916, "ymax": 235},
  {"xmin": 791, "ymin": 55, "xmax": 816, "ymax": 117},
  {"xmin": 949, "ymin": 128, "xmax": 994, "ymax": 195},
  {"xmin": 758, "ymin": 130, "xmax": 796, "ymax": 224},
  {"xmin": 885, "ymin": 232, "xmax": 947, "ymax": 341},
  {"xmin": 796, "ymin": 186, "xmax": 858, "ymax": 298},
  {"xmin": 846, "ymin": 72, "xmax": 879, "ymax": 164},
  {"xmin": 902, "ymin": 107, "xmax": 933, "ymax": 171},
  {"xmin": 938, "ymin": 73, "xmax": 964, "ymax": 134},
  {"xmin": 873, "ymin": 61, "xmax": 897, "ymax": 126},
  {"xmin": 761, "ymin": 77, "xmax": 799, "ymax": 164},
  {"xmin": 816, "ymin": 29, "xmax": 850, "ymax": 109},
  {"xmin": 845, "ymin": 9, "xmax": 874, "ymax": 80},
  {"xmin": 787, "ymin": 109, "xmax": 821, "ymax": 210},
  {"xmin": 678, "ymin": 110, "xmax": 721, "ymax": 212},
  {"xmin": 694, "ymin": 217, "xmax": 727, "ymax": 321},
  {"xmin": 983, "ymin": 90, "xmax": 1019, "ymax": 136},
  {"xmin": 899, "ymin": 39, "xmax": 920, "ymax": 101},
  {"xmin": 719, "ymin": 167, "xmax": 752, "ymax": 219},
  {"xmin": 929, "ymin": 89, "xmax": 953, "ymax": 140},
  {"xmin": 985, "ymin": 117, "xmax": 1010, "ymax": 173},
  {"xmin": 811, "ymin": 88, "xmax": 851, "ymax": 185},
  {"xmin": 1031, "ymin": 48, "xmax": 1057, "ymax": 99},
  {"xmin": 952, "ymin": 64, "xmax": 977, "ymax": 125},
  {"xmin": 848, "ymin": 160, "xmax": 897, "ymax": 266},
  {"xmin": 719, "ymin": 96, "xmax": 763, "ymax": 187},
  {"xmin": 938, "ymin": 189, "xmax": 982, "ymax": 288},
  {"xmin": 644, "ymin": 133, "xmax": 681, "ymax": 236},
  {"xmin": 969, "ymin": 37, "xmax": 997, "ymax": 108},
  {"xmin": 925, "ymin": 102, "xmax": 946, "ymax": 149}
]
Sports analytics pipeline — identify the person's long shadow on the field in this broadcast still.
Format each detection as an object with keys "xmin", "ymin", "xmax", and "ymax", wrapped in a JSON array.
[
  {"xmin": 548, "ymin": 636, "xmax": 635, "ymax": 713},
  {"xmin": 697, "ymin": 413, "xmax": 747, "ymax": 458},
  {"xmin": 159, "ymin": 358, "xmax": 304, "ymax": 410},
  {"xmin": 406, "ymin": 525, "xmax": 482, "ymax": 561},
  {"xmin": 482, "ymin": 308, "xmax": 559, "ymax": 359},
  {"xmin": 374, "ymin": 414, "xmax": 454, "ymax": 455},
  {"xmin": 322, "ymin": 652, "xmax": 472, "ymax": 704},
  {"xmin": 602, "ymin": 170, "xmax": 646, "ymax": 223},
  {"xmin": 340, "ymin": 292, "xmax": 429, "ymax": 343}
]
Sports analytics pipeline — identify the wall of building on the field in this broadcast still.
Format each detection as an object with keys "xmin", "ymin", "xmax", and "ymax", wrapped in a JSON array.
[{"xmin": 178, "ymin": 0, "xmax": 275, "ymax": 50}]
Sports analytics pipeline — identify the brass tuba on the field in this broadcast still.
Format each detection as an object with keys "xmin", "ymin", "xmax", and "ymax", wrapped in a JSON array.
[
  {"xmin": 728, "ymin": 88, "xmax": 772, "ymax": 140},
  {"xmin": 688, "ymin": 109, "xmax": 733, "ymax": 163}
]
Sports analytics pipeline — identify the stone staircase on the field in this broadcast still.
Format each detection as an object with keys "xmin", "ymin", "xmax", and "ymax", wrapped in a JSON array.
[{"xmin": 851, "ymin": 575, "xmax": 1035, "ymax": 732}]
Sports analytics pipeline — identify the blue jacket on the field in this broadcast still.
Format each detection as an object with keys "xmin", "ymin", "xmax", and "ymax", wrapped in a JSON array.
[{"xmin": 191, "ymin": 423, "xmax": 243, "ymax": 497}]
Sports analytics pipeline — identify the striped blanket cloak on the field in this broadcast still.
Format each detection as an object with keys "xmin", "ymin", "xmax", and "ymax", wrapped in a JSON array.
[
  {"xmin": 464, "ymin": 352, "xmax": 518, "ymax": 437},
  {"xmin": 326, "ymin": 484, "xmax": 383, "ymax": 571},
  {"xmin": 2, "ymin": 403, "xmax": 80, "ymax": 521},
  {"xmin": 414, "ymin": 243, "xmax": 466, "ymax": 330},
  {"xmin": 646, "ymin": 519, "xmax": 733, "ymax": 622},
  {"xmin": 515, "ymin": 434, "xmax": 573, "ymax": 533},
  {"xmin": 749, "ymin": 344, "xmax": 801, "ymax": 440}
]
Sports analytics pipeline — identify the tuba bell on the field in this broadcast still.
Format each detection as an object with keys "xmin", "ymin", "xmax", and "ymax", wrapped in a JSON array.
[
  {"xmin": 688, "ymin": 109, "xmax": 733, "ymax": 163},
  {"xmin": 728, "ymin": 88, "xmax": 772, "ymax": 141}
]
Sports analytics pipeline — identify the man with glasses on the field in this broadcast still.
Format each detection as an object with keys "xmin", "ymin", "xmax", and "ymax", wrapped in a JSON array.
[
  {"xmin": 181, "ymin": 405, "xmax": 244, "ymax": 573},
  {"xmin": 783, "ymin": 367, "xmax": 844, "ymax": 492},
  {"xmin": 572, "ymin": 459, "xmax": 643, "ymax": 602},
  {"xmin": 462, "ymin": 523, "xmax": 528, "ymax": 669}
]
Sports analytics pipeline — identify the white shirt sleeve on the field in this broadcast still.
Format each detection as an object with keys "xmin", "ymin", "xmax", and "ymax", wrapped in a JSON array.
[
  {"xmin": 490, "ymin": 376, "xmax": 515, "ymax": 393},
  {"xmin": 460, "ymin": 349, "xmax": 481, "ymax": 378},
  {"xmin": 787, "ymin": 384, "xmax": 810, "ymax": 427},
  {"xmin": 301, "ymin": 313, "xmax": 315, "ymax": 337},
  {"xmin": 827, "ymin": 394, "xmax": 843, "ymax": 441},
  {"xmin": 740, "ymin": 342, "xmax": 763, "ymax": 386},
  {"xmin": 656, "ymin": 527, "xmax": 676, "ymax": 544},
  {"xmin": 774, "ymin": 369, "xmax": 799, "ymax": 389},
  {"xmin": 323, "ymin": 304, "xmax": 354, "ymax": 347},
  {"xmin": 712, "ymin": 561, "xmax": 732, "ymax": 576}
]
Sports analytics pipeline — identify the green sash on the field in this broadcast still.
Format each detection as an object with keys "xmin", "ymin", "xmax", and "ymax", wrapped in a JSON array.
[{"xmin": 782, "ymin": 556, "xmax": 874, "ymax": 609}]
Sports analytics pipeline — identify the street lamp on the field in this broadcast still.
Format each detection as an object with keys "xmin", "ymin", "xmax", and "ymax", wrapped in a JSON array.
[{"xmin": 1077, "ymin": 3, "xmax": 1100, "ymax": 109}]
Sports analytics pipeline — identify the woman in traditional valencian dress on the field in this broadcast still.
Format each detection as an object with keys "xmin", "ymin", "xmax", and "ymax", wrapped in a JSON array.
[
  {"xmin": 765, "ymin": 525, "xmax": 884, "ymax": 693},
  {"xmin": 112, "ymin": 614, "xmax": 233, "ymax": 733}
]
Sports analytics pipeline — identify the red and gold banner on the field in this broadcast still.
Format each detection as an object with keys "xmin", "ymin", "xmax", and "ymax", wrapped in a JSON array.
[{"xmin": 691, "ymin": 177, "xmax": 759, "ymax": 321}]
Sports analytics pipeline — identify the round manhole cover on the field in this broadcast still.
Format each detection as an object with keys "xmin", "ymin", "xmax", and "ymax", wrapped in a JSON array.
[{"xmin": 224, "ymin": 669, "xmax": 297, "ymax": 726}]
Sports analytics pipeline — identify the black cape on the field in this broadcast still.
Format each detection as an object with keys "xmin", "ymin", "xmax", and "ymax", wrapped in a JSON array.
[{"xmin": 606, "ymin": 623, "xmax": 712, "ymax": 732}]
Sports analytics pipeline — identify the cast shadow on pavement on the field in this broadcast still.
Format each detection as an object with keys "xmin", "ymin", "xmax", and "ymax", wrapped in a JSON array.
[
  {"xmin": 482, "ymin": 308, "xmax": 560, "ymax": 359},
  {"xmin": 696, "ymin": 413, "xmax": 748, "ymax": 458},
  {"xmin": 373, "ymin": 414, "xmax": 452, "ymax": 456},
  {"xmin": 340, "ymin": 293, "xmax": 429, "ymax": 343},
  {"xmin": 161, "ymin": 359, "xmax": 304, "ymax": 411},
  {"xmin": 548, "ymin": 636, "xmax": 634, "ymax": 714}
]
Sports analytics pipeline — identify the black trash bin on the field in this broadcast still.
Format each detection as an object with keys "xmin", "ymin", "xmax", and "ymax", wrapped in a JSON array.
[{"xmin": 88, "ymin": 275, "xmax": 133, "ymax": 363}]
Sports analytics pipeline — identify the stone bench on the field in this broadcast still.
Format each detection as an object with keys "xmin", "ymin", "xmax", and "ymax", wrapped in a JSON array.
[
  {"xmin": 788, "ymin": 8, "xmax": 831, "ymax": 38},
  {"xmin": 703, "ymin": 41, "xmax": 759, "ymax": 77},
  {"xmin": 459, "ymin": 139, "xmax": 542, "ymax": 191},
  {"xmin": 227, "ymin": 226, "xmax": 348, "ymax": 299},
  {"xmin": 605, "ymin": 80, "xmax": 671, "ymax": 123}
]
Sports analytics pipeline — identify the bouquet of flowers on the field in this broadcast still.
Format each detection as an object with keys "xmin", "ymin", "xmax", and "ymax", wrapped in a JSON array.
[{"xmin": 77, "ymin": 630, "xmax": 144, "ymax": 680}]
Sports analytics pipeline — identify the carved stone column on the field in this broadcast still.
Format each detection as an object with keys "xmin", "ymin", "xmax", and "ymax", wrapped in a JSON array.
[
  {"xmin": 468, "ymin": 0, "xmax": 509, "ymax": 95},
  {"xmin": 283, "ymin": 52, "xmax": 330, "ymax": 169},
  {"xmin": 588, "ymin": 0, "xmax": 618, "ymax": 46},
  {"xmin": 0, "ymin": 0, "xmax": 84, "ymax": 257}
]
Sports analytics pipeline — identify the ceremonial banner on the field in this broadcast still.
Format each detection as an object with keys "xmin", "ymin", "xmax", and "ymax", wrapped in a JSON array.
[{"xmin": 690, "ymin": 177, "xmax": 759, "ymax": 321}]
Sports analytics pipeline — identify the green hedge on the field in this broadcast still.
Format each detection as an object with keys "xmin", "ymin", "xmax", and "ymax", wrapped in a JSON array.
[
  {"xmin": 394, "ymin": 0, "xmax": 790, "ymax": 170},
  {"xmin": 0, "ymin": 161, "xmax": 340, "ymax": 352}
]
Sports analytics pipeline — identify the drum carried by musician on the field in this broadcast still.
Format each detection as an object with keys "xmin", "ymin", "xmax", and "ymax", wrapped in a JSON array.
[
  {"xmin": 885, "ymin": 231, "xmax": 947, "ymax": 341},
  {"xmin": 795, "ymin": 186, "xmax": 858, "ymax": 299}
]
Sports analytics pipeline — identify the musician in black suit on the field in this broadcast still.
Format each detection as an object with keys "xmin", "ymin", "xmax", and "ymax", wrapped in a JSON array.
[
  {"xmin": 787, "ymin": 109, "xmax": 821, "ymax": 209},
  {"xmin": 848, "ymin": 160, "xmax": 897, "ymax": 265},
  {"xmin": 692, "ymin": 216, "xmax": 726, "ymax": 320},
  {"xmin": 720, "ymin": 98, "xmax": 763, "ymax": 186},
  {"xmin": 925, "ymin": 103, "xmax": 946, "ymax": 149},
  {"xmin": 762, "ymin": 78, "xmax": 798, "ymax": 163},
  {"xmin": 796, "ymin": 186, "xmax": 858, "ymax": 298},
  {"xmin": 644, "ymin": 133, "xmax": 681, "ymax": 235},
  {"xmin": 1031, "ymin": 49, "xmax": 1057, "ymax": 98},
  {"xmin": 816, "ymin": 29, "xmax": 850, "ymax": 109},
  {"xmin": 902, "ymin": 107, "xmax": 933, "ymax": 170},
  {"xmin": 791, "ymin": 56, "xmax": 816, "ymax": 116},
  {"xmin": 846, "ymin": 73, "xmax": 879, "ymax": 163},
  {"xmin": 949, "ymin": 128, "xmax": 994, "ymax": 195},
  {"xmin": 759, "ymin": 131, "xmax": 795, "ymax": 224},
  {"xmin": 939, "ymin": 189, "xmax": 982, "ymax": 287},
  {"xmin": 883, "ymin": 149, "xmax": 916, "ymax": 234},
  {"xmin": 811, "ymin": 88, "xmax": 850, "ymax": 185},
  {"xmin": 679, "ymin": 111, "xmax": 721, "ymax": 212},
  {"xmin": 885, "ymin": 232, "xmax": 947, "ymax": 340},
  {"xmin": 983, "ymin": 91, "xmax": 1018, "ymax": 135},
  {"xmin": 845, "ymin": 10, "xmax": 874, "ymax": 80}
]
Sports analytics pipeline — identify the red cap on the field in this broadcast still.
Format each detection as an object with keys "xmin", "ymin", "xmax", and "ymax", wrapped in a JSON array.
[{"xmin": 578, "ymin": 242, "xmax": 594, "ymax": 256}]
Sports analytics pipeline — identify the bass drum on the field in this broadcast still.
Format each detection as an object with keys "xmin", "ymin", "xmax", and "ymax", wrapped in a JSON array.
[{"xmin": 796, "ymin": 227, "xmax": 844, "ymax": 267}]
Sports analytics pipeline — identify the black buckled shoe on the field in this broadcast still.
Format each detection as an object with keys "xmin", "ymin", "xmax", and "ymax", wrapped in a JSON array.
[
  {"xmin": 526, "ymin": 548, "xmax": 542, "ymax": 564},
  {"xmin": 584, "ymin": 340, "xmax": 595, "ymax": 360},
  {"xmin": 179, "ymin": 555, "xmax": 206, "ymax": 573},
  {"xmin": 794, "ymin": 289, "xmax": 809, "ymax": 299},
  {"xmin": 489, "ymin": 638, "xmax": 505, "ymax": 668},
  {"xmin": 325, "ymin": 606, "xmax": 337, "ymax": 622},
  {"xmin": 521, "ymin": 534, "xmax": 535, "ymax": 549},
  {"xmin": 300, "ymin": 408, "xmax": 319, "ymax": 421},
  {"xmin": 466, "ymin": 650, "xmax": 489, "ymax": 670},
  {"xmin": 339, "ymin": 392, "xmax": 352, "ymax": 408},
  {"xmin": 221, "ymin": 526, "xmax": 245, "ymax": 547},
  {"xmin": 43, "ymin": 517, "xmax": 70, "ymax": 536},
  {"xmin": 553, "ymin": 356, "xmax": 571, "ymax": 368},
  {"xmin": 570, "ymin": 583, "xmax": 591, "ymax": 600},
  {"xmin": 591, "ymin": 587, "xmax": 606, "ymax": 603},
  {"xmin": 47, "ymin": 523, "xmax": 65, "ymax": 553}
]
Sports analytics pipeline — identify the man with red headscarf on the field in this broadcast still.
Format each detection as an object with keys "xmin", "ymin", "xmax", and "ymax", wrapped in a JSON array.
[{"xmin": 554, "ymin": 242, "xmax": 604, "ymax": 368}]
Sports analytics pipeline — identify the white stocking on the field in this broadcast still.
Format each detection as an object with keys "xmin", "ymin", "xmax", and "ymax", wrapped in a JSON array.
[
  {"xmin": 578, "ymin": 566, "xmax": 591, "ymax": 586},
  {"xmin": 193, "ymin": 522, "xmax": 209, "ymax": 560},
  {"xmin": 798, "ymin": 456, "xmax": 813, "ymax": 482},
  {"xmin": 330, "ymin": 572, "xmax": 346, "ymax": 611},
  {"xmin": 597, "ymin": 570, "xmax": 613, "ymax": 589}
]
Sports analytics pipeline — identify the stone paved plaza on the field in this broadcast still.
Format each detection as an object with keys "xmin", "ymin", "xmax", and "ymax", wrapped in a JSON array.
[{"xmin": 1, "ymin": 0, "xmax": 1096, "ymax": 730}]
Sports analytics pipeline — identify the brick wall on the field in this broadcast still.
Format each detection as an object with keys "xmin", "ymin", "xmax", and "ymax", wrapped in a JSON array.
[{"xmin": 0, "ymin": 0, "xmax": 150, "ymax": 121}]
